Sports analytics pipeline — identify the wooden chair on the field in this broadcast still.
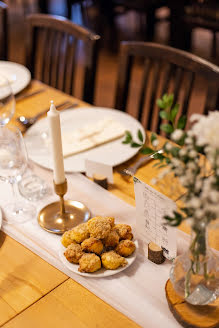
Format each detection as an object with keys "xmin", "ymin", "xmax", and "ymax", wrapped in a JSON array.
[
  {"xmin": 26, "ymin": 14, "xmax": 100, "ymax": 104},
  {"xmin": 95, "ymin": 0, "xmax": 166, "ymax": 41},
  {"xmin": 184, "ymin": 0, "xmax": 219, "ymax": 59},
  {"xmin": 115, "ymin": 41, "xmax": 219, "ymax": 132},
  {"xmin": 0, "ymin": 1, "xmax": 7, "ymax": 60}
]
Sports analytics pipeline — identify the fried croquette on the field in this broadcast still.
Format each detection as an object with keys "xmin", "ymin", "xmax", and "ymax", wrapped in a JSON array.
[
  {"xmin": 104, "ymin": 217, "xmax": 115, "ymax": 228},
  {"xmin": 103, "ymin": 230, "xmax": 120, "ymax": 249},
  {"xmin": 101, "ymin": 251, "xmax": 127, "ymax": 270},
  {"xmin": 115, "ymin": 240, "xmax": 136, "ymax": 257},
  {"xmin": 78, "ymin": 253, "xmax": 101, "ymax": 273},
  {"xmin": 124, "ymin": 232, "xmax": 133, "ymax": 240},
  {"xmin": 113, "ymin": 224, "xmax": 132, "ymax": 240},
  {"xmin": 81, "ymin": 237, "xmax": 103, "ymax": 255},
  {"xmin": 87, "ymin": 216, "xmax": 111, "ymax": 239},
  {"xmin": 61, "ymin": 230, "xmax": 74, "ymax": 248},
  {"xmin": 64, "ymin": 243, "xmax": 84, "ymax": 263},
  {"xmin": 70, "ymin": 223, "xmax": 89, "ymax": 243}
]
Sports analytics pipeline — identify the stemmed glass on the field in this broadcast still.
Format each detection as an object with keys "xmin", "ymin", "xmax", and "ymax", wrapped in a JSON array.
[
  {"xmin": 0, "ymin": 125, "xmax": 36, "ymax": 223},
  {"xmin": 0, "ymin": 74, "xmax": 15, "ymax": 126}
]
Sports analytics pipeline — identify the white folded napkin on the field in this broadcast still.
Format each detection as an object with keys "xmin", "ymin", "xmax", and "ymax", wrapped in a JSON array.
[{"xmin": 62, "ymin": 118, "xmax": 125, "ymax": 158}]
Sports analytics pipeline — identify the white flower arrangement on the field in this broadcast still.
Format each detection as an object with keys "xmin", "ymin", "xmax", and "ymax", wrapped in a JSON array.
[
  {"xmin": 163, "ymin": 111, "xmax": 219, "ymax": 228},
  {"xmin": 122, "ymin": 93, "xmax": 219, "ymax": 300}
]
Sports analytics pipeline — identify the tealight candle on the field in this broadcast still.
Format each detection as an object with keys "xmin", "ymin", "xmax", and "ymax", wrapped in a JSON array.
[{"xmin": 47, "ymin": 100, "xmax": 65, "ymax": 184}]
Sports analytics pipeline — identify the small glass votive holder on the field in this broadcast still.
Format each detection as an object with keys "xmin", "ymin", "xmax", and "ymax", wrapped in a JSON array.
[{"xmin": 18, "ymin": 173, "xmax": 49, "ymax": 202}]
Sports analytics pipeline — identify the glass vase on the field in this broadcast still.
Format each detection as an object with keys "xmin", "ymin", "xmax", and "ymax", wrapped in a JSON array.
[{"xmin": 170, "ymin": 223, "xmax": 219, "ymax": 305}]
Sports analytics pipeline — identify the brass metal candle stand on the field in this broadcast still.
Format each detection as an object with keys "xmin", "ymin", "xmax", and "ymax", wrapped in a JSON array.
[{"xmin": 38, "ymin": 179, "xmax": 91, "ymax": 234}]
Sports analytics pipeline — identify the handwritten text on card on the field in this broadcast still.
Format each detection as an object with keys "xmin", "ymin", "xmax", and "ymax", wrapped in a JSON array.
[{"xmin": 134, "ymin": 177, "xmax": 177, "ymax": 260}]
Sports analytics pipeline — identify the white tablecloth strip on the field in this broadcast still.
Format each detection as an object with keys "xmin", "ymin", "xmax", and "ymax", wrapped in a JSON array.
[{"xmin": 0, "ymin": 163, "xmax": 193, "ymax": 328}]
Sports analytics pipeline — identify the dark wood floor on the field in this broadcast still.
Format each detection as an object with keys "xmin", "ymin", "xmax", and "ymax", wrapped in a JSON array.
[{"xmin": 5, "ymin": 0, "xmax": 219, "ymax": 110}]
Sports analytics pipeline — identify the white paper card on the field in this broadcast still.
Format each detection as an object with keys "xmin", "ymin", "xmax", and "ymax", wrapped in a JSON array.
[
  {"xmin": 134, "ymin": 176, "xmax": 177, "ymax": 260},
  {"xmin": 85, "ymin": 159, "xmax": 114, "ymax": 184}
]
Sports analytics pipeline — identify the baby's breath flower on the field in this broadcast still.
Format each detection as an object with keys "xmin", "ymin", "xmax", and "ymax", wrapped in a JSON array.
[
  {"xmin": 152, "ymin": 139, "xmax": 159, "ymax": 148},
  {"xmin": 171, "ymin": 129, "xmax": 184, "ymax": 141},
  {"xmin": 151, "ymin": 178, "xmax": 157, "ymax": 185},
  {"xmin": 185, "ymin": 137, "xmax": 193, "ymax": 145},
  {"xmin": 187, "ymin": 162, "xmax": 197, "ymax": 170},
  {"xmin": 208, "ymin": 191, "xmax": 219, "ymax": 203},
  {"xmin": 179, "ymin": 148, "xmax": 187, "ymax": 157},
  {"xmin": 188, "ymin": 197, "xmax": 201, "ymax": 209},
  {"xmin": 165, "ymin": 143, "xmax": 172, "ymax": 151},
  {"xmin": 189, "ymin": 150, "xmax": 197, "ymax": 158}
]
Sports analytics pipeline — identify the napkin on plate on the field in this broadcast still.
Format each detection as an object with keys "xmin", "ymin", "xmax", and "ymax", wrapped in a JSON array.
[{"xmin": 61, "ymin": 117, "xmax": 126, "ymax": 157}]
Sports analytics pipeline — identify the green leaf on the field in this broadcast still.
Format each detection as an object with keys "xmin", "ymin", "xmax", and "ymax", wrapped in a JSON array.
[
  {"xmin": 160, "ymin": 123, "xmax": 174, "ymax": 134},
  {"xmin": 170, "ymin": 104, "xmax": 179, "ymax": 123},
  {"xmin": 158, "ymin": 164, "xmax": 167, "ymax": 169},
  {"xmin": 153, "ymin": 162, "xmax": 162, "ymax": 167},
  {"xmin": 177, "ymin": 115, "xmax": 187, "ymax": 130},
  {"xmin": 159, "ymin": 110, "xmax": 169, "ymax": 120},
  {"xmin": 171, "ymin": 146, "xmax": 180, "ymax": 157},
  {"xmin": 150, "ymin": 132, "xmax": 157, "ymax": 144},
  {"xmin": 165, "ymin": 157, "xmax": 171, "ymax": 164},
  {"xmin": 122, "ymin": 130, "xmax": 133, "ymax": 144},
  {"xmin": 166, "ymin": 93, "xmax": 174, "ymax": 107},
  {"xmin": 153, "ymin": 153, "xmax": 165, "ymax": 161},
  {"xmin": 163, "ymin": 93, "xmax": 168, "ymax": 102},
  {"xmin": 156, "ymin": 99, "xmax": 165, "ymax": 109},
  {"xmin": 131, "ymin": 142, "xmax": 142, "ymax": 148},
  {"xmin": 137, "ymin": 129, "xmax": 144, "ymax": 143},
  {"xmin": 122, "ymin": 139, "xmax": 131, "ymax": 144},
  {"xmin": 124, "ymin": 130, "xmax": 132, "ymax": 139},
  {"xmin": 140, "ymin": 147, "xmax": 154, "ymax": 154},
  {"xmin": 164, "ymin": 211, "xmax": 183, "ymax": 227}
]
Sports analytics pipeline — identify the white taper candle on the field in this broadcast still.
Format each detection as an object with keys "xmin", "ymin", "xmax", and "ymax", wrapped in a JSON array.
[{"xmin": 47, "ymin": 100, "xmax": 65, "ymax": 184}]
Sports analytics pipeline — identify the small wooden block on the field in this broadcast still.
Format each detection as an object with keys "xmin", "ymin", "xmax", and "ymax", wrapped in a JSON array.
[
  {"xmin": 148, "ymin": 242, "xmax": 165, "ymax": 264},
  {"xmin": 165, "ymin": 279, "xmax": 219, "ymax": 328},
  {"xmin": 93, "ymin": 174, "xmax": 108, "ymax": 189}
]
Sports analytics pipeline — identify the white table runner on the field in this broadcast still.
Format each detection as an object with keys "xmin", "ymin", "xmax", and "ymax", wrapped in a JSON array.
[{"xmin": 0, "ymin": 164, "xmax": 194, "ymax": 328}]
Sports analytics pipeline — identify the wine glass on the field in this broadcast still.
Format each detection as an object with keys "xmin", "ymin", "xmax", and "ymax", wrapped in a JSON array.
[
  {"xmin": 0, "ymin": 125, "xmax": 36, "ymax": 223},
  {"xmin": 0, "ymin": 75, "xmax": 15, "ymax": 126}
]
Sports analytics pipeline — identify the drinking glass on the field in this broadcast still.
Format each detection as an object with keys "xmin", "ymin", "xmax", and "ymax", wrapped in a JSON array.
[
  {"xmin": 0, "ymin": 125, "xmax": 36, "ymax": 223},
  {"xmin": 0, "ymin": 75, "xmax": 15, "ymax": 126}
]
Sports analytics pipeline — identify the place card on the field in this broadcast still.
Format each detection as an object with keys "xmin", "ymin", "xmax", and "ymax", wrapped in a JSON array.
[
  {"xmin": 85, "ymin": 159, "xmax": 114, "ymax": 184},
  {"xmin": 134, "ymin": 177, "xmax": 177, "ymax": 260}
]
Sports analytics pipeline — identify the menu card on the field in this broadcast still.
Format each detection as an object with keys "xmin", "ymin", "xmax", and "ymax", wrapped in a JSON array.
[{"xmin": 134, "ymin": 177, "xmax": 177, "ymax": 260}]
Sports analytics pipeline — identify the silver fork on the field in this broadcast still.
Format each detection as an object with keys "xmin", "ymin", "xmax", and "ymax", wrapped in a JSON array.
[{"xmin": 119, "ymin": 149, "xmax": 164, "ymax": 176}]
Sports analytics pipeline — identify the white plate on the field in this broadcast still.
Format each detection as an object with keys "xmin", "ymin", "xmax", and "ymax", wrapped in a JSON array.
[
  {"xmin": 59, "ymin": 240, "xmax": 138, "ymax": 278},
  {"xmin": 0, "ymin": 61, "xmax": 31, "ymax": 95},
  {"xmin": 24, "ymin": 107, "xmax": 145, "ymax": 172}
]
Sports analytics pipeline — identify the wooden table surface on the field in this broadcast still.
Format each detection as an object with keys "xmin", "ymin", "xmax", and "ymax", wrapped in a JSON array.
[{"xmin": 0, "ymin": 81, "xmax": 218, "ymax": 328}]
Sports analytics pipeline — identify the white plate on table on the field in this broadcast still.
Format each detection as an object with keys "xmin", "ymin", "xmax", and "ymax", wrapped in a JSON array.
[
  {"xmin": 0, "ymin": 61, "xmax": 31, "ymax": 95},
  {"xmin": 24, "ymin": 107, "xmax": 145, "ymax": 173},
  {"xmin": 59, "ymin": 240, "xmax": 138, "ymax": 278}
]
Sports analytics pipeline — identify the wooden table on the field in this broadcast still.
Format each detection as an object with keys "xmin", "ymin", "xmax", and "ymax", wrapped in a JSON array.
[{"xmin": 0, "ymin": 81, "xmax": 218, "ymax": 328}]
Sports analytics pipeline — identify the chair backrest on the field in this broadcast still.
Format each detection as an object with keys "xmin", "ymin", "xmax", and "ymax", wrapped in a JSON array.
[
  {"xmin": 26, "ymin": 14, "xmax": 100, "ymax": 104},
  {"xmin": 115, "ymin": 41, "xmax": 219, "ymax": 132},
  {"xmin": 0, "ymin": 1, "xmax": 7, "ymax": 60}
]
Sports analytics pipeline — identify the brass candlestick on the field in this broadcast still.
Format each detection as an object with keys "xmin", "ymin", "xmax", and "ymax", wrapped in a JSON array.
[{"xmin": 38, "ymin": 179, "xmax": 91, "ymax": 234}]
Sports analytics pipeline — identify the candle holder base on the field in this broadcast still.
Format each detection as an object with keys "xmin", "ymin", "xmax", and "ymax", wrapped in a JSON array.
[{"xmin": 38, "ymin": 200, "xmax": 91, "ymax": 234}]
